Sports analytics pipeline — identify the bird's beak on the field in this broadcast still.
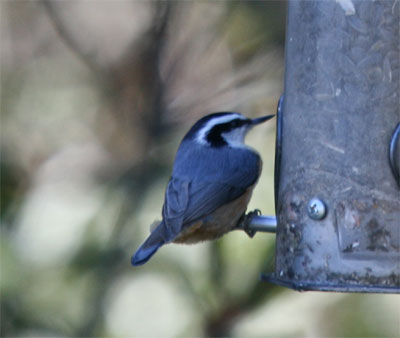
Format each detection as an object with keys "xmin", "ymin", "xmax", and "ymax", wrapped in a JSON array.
[{"xmin": 251, "ymin": 115, "xmax": 275, "ymax": 125}]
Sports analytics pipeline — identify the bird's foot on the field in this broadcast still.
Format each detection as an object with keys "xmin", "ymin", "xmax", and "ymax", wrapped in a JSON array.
[{"xmin": 237, "ymin": 209, "xmax": 261, "ymax": 238}]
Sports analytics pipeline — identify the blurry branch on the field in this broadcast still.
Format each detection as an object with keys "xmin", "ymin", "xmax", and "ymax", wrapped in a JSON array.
[
  {"xmin": 129, "ymin": 0, "xmax": 171, "ymax": 141},
  {"xmin": 209, "ymin": 240, "xmax": 228, "ymax": 302},
  {"xmin": 160, "ymin": 260, "xmax": 211, "ymax": 315},
  {"xmin": 41, "ymin": 0, "xmax": 173, "ymax": 335},
  {"xmin": 162, "ymin": 5, "xmax": 230, "ymax": 87},
  {"xmin": 205, "ymin": 242, "xmax": 282, "ymax": 337},
  {"xmin": 41, "ymin": 0, "xmax": 112, "ymax": 86},
  {"xmin": 43, "ymin": 0, "xmax": 173, "ymax": 162},
  {"xmin": 57, "ymin": 2, "xmax": 171, "ymax": 336}
]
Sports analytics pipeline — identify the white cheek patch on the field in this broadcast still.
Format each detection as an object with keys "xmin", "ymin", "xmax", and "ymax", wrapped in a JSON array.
[
  {"xmin": 223, "ymin": 127, "xmax": 246, "ymax": 143},
  {"xmin": 222, "ymin": 126, "xmax": 250, "ymax": 148}
]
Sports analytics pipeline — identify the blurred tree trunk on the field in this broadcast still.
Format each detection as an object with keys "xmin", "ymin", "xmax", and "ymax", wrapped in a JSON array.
[
  {"xmin": 43, "ymin": 1, "xmax": 172, "ymax": 335},
  {"xmin": 43, "ymin": 0, "xmax": 171, "ymax": 167}
]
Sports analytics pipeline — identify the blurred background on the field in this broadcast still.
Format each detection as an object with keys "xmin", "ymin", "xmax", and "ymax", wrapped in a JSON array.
[{"xmin": 1, "ymin": 1, "xmax": 398, "ymax": 337}]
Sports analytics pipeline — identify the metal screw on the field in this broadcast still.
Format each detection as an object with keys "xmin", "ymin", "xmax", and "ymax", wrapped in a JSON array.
[{"xmin": 307, "ymin": 198, "xmax": 327, "ymax": 220}]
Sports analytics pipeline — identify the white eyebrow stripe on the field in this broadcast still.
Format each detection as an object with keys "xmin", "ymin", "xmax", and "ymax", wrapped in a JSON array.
[{"xmin": 195, "ymin": 114, "xmax": 245, "ymax": 144}]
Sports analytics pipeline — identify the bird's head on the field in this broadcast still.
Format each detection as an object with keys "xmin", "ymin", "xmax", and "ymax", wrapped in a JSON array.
[{"xmin": 183, "ymin": 112, "xmax": 274, "ymax": 148}]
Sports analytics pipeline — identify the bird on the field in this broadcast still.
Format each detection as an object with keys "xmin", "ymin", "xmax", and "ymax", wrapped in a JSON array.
[{"xmin": 131, "ymin": 112, "xmax": 274, "ymax": 266}]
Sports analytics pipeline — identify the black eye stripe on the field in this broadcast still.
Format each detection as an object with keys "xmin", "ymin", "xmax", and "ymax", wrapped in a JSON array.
[
  {"xmin": 230, "ymin": 120, "xmax": 239, "ymax": 128},
  {"xmin": 230, "ymin": 119, "xmax": 247, "ymax": 128},
  {"xmin": 212, "ymin": 119, "xmax": 247, "ymax": 134},
  {"xmin": 206, "ymin": 119, "xmax": 249, "ymax": 147}
]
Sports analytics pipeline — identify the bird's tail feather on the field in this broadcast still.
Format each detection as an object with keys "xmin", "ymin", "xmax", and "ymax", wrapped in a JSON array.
[{"xmin": 131, "ymin": 224, "xmax": 166, "ymax": 266}]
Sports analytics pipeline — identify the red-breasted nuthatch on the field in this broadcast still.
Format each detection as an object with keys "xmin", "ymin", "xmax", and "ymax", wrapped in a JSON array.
[{"xmin": 132, "ymin": 112, "xmax": 274, "ymax": 266}]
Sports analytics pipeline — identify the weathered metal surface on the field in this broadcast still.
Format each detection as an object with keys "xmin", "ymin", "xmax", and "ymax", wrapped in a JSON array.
[
  {"xmin": 390, "ymin": 123, "xmax": 400, "ymax": 187},
  {"xmin": 266, "ymin": 0, "xmax": 400, "ymax": 293}
]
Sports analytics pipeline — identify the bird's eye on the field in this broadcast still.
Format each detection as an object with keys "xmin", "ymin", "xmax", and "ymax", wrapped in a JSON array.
[{"xmin": 231, "ymin": 120, "xmax": 239, "ymax": 127}]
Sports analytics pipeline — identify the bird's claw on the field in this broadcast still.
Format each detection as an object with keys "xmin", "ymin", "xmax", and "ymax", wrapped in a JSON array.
[{"xmin": 237, "ymin": 209, "xmax": 261, "ymax": 238}]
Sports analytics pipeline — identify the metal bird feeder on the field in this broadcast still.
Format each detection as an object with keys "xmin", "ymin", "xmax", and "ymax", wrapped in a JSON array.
[{"xmin": 259, "ymin": 0, "xmax": 400, "ymax": 293}]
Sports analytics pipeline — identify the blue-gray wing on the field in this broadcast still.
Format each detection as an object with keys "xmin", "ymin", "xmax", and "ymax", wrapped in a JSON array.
[
  {"xmin": 159, "ymin": 145, "xmax": 262, "ymax": 242},
  {"xmin": 161, "ymin": 177, "xmax": 249, "ymax": 242}
]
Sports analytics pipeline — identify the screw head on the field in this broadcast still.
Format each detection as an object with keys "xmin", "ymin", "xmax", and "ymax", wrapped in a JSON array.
[{"xmin": 307, "ymin": 198, "xmax": 327, "ymax": 220}]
